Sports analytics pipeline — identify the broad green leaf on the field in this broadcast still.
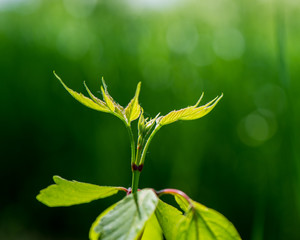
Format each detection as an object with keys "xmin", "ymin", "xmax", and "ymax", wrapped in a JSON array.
[
  {"xmin": 159, "ymin": 93, "xmax": 222, "ymax": 126},
  {"xmin": 175, "ymin": 198, "xmax": 241, "ymax": 240},
  {"xmin": 125, "ymin": 82, "xmax": 142, "ymax": 122},
  {"xmin": 94, "ymin": 189, "xmax": 158, "ymax": 240},
  {"xmin": 36, "ymin": 176, "xmax": 120, "ymax": 207},
  {"xmin": 141, "ymin": 213, "xmax": 163, "ymax": 240},
  {"xmin": 176, "ymin": 210, "xmax": 199, "ymax": 240},
  {"xmin": 155, "ymin": 200, "xmax": 184, "ymax": 240},
  {"xmin": 89, "ymin": 203, "xmax": 117, "ymax": 240},
  {"xmin": 54, "ymin": 72, "xmax": 109, "ymax": 112}
]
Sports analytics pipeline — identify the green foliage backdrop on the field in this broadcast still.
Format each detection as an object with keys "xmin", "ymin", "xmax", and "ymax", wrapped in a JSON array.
[{"xmin": 0, "ymin": 0, "xmax": 299, "ymax": 239}]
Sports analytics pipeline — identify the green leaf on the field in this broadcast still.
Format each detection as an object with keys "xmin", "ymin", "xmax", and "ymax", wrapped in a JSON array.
[
  {"xmin": 36, "ymin": 176, "xmax": 120, "ymax": 207},
  {"xmin": 175, "ymin": 198, "xmax": 241, "ymax": 240},
  {"xmin": 125, "ymin": 82, "xmax": 142, "ymax": 122},
  {"xmin": 101, "ymin": 78, "xmax": 115, "ymax": 112},
  {"xmin": 180, "ymin": 94, "xmax": 223, "ymax": 121},
  {"xmin": 159, "ymin": 93, "xmax": 223, "ymax": 126},
  {"xmin": 155, "ymin": 200, "xmax": 184, "ymax": 240},
  {"xmin": 84, "ymin": 81, "xmax": 110, "ymax": 112},
  {"xmin": 141, "ymin": 213, "xmax": 163, "ymax": 240},
  {"xmin": 94, "ymin": 189, "xmax": 158, "ymax": 240},
  {"xmin": 174, "ymin": 195, "xmax": 190, "ymax": 212},
  {"xmin": 89, "ymin": 203, "xmax": 117, "ymax": 240},
  {"xmin": 54, "ymin": 72, "xmax": 109, "ymax": 112}
]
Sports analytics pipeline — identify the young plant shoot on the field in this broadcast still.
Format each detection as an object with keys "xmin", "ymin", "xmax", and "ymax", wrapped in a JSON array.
[{"xmin": 37, "ymin": 72, "xmax": 241, "ymax": 240}]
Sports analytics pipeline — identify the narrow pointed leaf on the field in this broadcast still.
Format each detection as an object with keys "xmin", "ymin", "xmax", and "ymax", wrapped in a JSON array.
[
  {"xmin": 84, "ymin": 81, "xmax": 110, "ymax": 112},
  {"xmin": 36, "ymin": 176, "xmax": 120, "ymax": 207},
  {"xmin": 175, "ymin": 197, "xmax": 241, "ymax": 240},
  {"xmin": 159, "ymin": 106, "xmax": 196, "ymax": 125},
  {"xmin": 155, "ymin": 200, "xmax": 184, "ymax": 240},
  {"xmin": 125, "ymin": 82, "xmax": 142, "ymax": 122},
  {"xmin": 180, "ymin": 94, "xmax": 223, "ymax": 121},
  {"xmin": 114, "ymin": 103, "xmax": 127, "ymax": 120},
  {"xmin": 54, "ymin": 72, "xmax": 109, "ymax": 112},
  {"xmin": 193, "ymin": 92, "xmax": 204, "ymax": 108},
  {"xmin": 94, "ymin": 189, "xmax": 158, "ymax": 240},
  {"xmin": 159, "ymin": 93, "xmax": 222, "ymax": 126},
  {"xmin": 141, "ymin": 213, "xmax": 163, "ymax": 240},
  {"xmin": 101, "ymin": 86, "xmax": 115, "ymax": 112},
  {"xmin": 86, "ymin": 78, "xmax": 126, "ymax": 122}
]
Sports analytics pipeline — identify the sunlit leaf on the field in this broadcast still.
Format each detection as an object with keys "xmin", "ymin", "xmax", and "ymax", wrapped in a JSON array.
[
  {"xmin": 175, "ymin": 198, "xmax": 241, "ymax": 240},
  {"xmin": 180, "ymin": 94, "xmax": 223, "ymax": 121},
  {"xmin": 101, "ymin": 78, "xmax": 115, "ymax": 112},
  {"xmin": 174, "ymin": 195, "xmax": 190, "ymax": 212},
  {"xmin": 159, "ymin": 94, "xmax": 203, "ymax": 126},
  {"xmin": 141, "ymin": 213, "xmax": 163, "ymax": 240},
  {"xmin": 159, "ymin": 106, "xmax": 196, "ymax": 125},
  {"xmin": 84, "ymin": 81, "xmax": 109, "ymax": 112},
  {"xmin": 101, "ymin": 85, "xmax": 115, "ymax": 112},
  {"xmin": 125, "ymin": 82, "xmax": 142, "ymax": 122},
  {"xmin": 114, "ymin": 102, "xmax": 127, "ymax": 121},
  {"xmin": 155, "ymin": 200, "xmax": 184, "ymax": 240},
  {"xmin": 94, "ymin": 189, "xmax": 158, "ymax": 240},
  {"xmin": 159, "ymin": 93, "xmax": 223, "ymax": 126},
  {"xmin": 36, "ymin": 176, "xmax": 120, "ymax": 207},
  {"xmin": 54, "ymin": 72, "xmax": 109, "ymax": 112}
]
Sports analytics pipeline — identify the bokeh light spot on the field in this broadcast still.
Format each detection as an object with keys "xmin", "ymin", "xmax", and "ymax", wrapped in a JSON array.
[
  {"xmin": 0, "ymin": 0, "xmax": 40, "ymax": 13},
  {"xmin": 188, "ymin": 34, "xmax": 215, "ymax": 66},
  {"xmin": 245, "ymin": 113, "xmax": 269, "ymax": 142},
  {"xmin": 166, "ymin": 21, "xmax": 198, "ymax": 54},
  {"xmin": 254, "ymin": 83, "xmax": 287, "ymax": 114},
  {"xmin": 142, "ymin": 58, "xmax": 170, "ymax": 89},
  {"xmin": 213, "ymin": 28, "xmax": 245, "ymax": 60},
  {"xmin": 126, "ymin": 0, "xmax": 181, "ymax": 11},
  {"xmin": 63, "ymin": 0, "xmax": 97, "ymax": 18},
  {"xmin": 238, "ymin": 110, "xmax": 277, "ymax": 147},
  {"xmin": 56, "ymin": 24, "xmax": 92, "ymax": 60}
]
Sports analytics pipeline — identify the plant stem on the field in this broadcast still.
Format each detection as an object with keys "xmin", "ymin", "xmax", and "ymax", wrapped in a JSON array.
[
  {"xmin": 125, "ymin": 124, "xmax": 136, "ymax": 165},
  {"xmin": 131, "ymin": 170, "xmax": 140, "ymax": 194},
  {"xmin": 156, "ymin": 188, "xmax": 194, "ymax": 208},
  {"xmin": 115, "ymin": 186, "xmax": 128, "ymax": 193},
  {"xmin": 125, "ymin": 123, "xmax": 140, "ymax": 194},
  {"xmin": 139, "ymin": 125, "xmax": 161, "ymax": 165}
]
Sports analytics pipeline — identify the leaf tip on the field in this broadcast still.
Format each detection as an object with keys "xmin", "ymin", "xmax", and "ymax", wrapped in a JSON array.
[
  {"xmin": 53, "ymin": 175, "xmax": 63, "ymax": 184},
  {"xmin": 194, "ymin": 92, "xmax": 204, "ymax": 107},
  {"xmin": 101, "ymin": 77, "xmax": 107, "ymax": 91}
]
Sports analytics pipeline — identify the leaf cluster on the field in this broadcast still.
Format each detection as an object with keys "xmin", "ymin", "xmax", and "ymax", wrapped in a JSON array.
[
  {"xmin": 54, "ymin": 71, "xmax": 222, "ymax": 130},
  {"xmin": 37, "ymin": 176, "xmax": 241, "ymax": 240},
  {"xmin": 36, "ymin": 74, "xmax": 240, "ymax": 239}
]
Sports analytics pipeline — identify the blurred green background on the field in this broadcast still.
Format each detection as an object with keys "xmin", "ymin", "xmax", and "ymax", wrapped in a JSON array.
[{"xmin": 1, "ymin": 0, "xmax": 299, "ymax": 239}]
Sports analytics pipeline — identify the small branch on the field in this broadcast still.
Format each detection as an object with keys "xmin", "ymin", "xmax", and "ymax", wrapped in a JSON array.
[
  {"xmin": 125, "ymin": 124, "xmax": 136, "ymax": 165},
  {"xmin": 156, "ymin": 188, "xmax": 194, "ymax": 208},
  {"xmin": 139, "ymin": 125, "xmax": 161, "ymax": 165},
  {"xmin": 115, "ymin": 186, "xmax": 128, "ymax": 193}
]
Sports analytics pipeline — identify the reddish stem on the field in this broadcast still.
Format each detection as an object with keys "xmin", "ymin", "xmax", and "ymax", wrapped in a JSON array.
[
  {"xmin": 156, "ymin": 188, "xmax": 193, "ymax": 207},
  {"xmin": 116, "ymin": 186, "xmax": 128, "ymax": 193}
]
